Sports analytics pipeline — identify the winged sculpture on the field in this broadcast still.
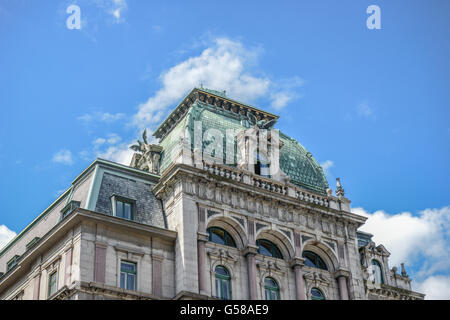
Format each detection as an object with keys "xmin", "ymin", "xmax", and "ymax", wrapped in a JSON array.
[{"xmin": 247, "ymin": 112, "xmax": 277, "ymax": 129}]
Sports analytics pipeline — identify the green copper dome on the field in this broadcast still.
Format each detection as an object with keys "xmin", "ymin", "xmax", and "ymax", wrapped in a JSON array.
[{"xmin": 158, "ymin": 89, "xmax": 329, "ymax": 195}]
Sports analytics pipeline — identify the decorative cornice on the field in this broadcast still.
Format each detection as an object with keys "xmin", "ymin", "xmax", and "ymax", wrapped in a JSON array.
[{"xmin": 153, "ymin": 88, "xmax": 279, "ymax": 141}]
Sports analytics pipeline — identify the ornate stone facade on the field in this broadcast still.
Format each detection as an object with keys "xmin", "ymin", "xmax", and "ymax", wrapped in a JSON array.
[{"xmin": 0, "ymin": 88, "xmax": 424, "ymax": 300}]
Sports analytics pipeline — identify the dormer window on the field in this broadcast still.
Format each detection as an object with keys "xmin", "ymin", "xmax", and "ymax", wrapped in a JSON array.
[
  {"xmin": 61, "ymin": 200, "xmax": 80, "ymax": 220},
  {"xmin": 26, "ymin": 237, "xmax": 41, "ymax": 251},
  {"xmin": 111, "ymin": 195, "xmax": 135, "ymax": 221},
  {"xmin": 6, "ymin": 255, "xmax": 20, "ymax": 272}
]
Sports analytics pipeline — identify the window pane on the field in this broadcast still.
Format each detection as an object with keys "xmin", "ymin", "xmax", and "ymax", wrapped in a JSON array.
[
  {"xmin": 49, "ymin": 272, "xmax": 57, "ymax": 296},
  {"xmin": 222, "ymin": 280, "xmax": 229, "ymax": 300},
  {"xmin": 124, "ymin": 203, "xmax": 132, "ymax": 220},
  {"xmin": 271, "ymin": 291, "xmax": 278, "ymax": 300},
  {"xmin": 127, "ymin": 274, "xmax": 135, "ymax": 290},
  {"xmin": 311, "ymin": 288, "xmax": 325, "ymax": 300},
  {"xmin": 210, "ymin": 229, "xmax": 226, "ymax": 245},
  {"xmin": 120, "ymin": 272, "xmax": 125, "ymax": 289},
  {"xmin": 215, "ymin": 266, "xmax": 229, "ymax": 277},
  {"xmin": 121, "ymin": 262, "xmax": 136, "ymax": 273},
  {"xmin": 372, "ymin": 260, "xmax": 384, "ymax": 284},
  {"xmin": 258, "ymin": 242, "xmax": 272, "ymax": 257},
  {"xmin": 116, "ymin": 201, "xmax": 123, "ymax": 218},
  {"xmin": 215, "ymin": 278, "xmax": 220, "ymax": 298}
]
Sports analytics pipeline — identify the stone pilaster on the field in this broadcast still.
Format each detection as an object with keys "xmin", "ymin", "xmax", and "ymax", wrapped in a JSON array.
[
  {"xmin": 152, "ymin": 254, "xmax": 164, "ymax": 297},
  {"xmin": 33, "ymin": 273, "xmax": 41, "ymax": 300},
  {"xmin": 94, "ymin": 242, "xmax": 107, "ymax": 283},
  {"xmin": 290, "ymin": 257, "xmax": 306, "ymax": 300},
  {"xmin": 243, "ymin": 245, "xmax": 259, "ymax": 300},
  {"xmin": 197, "ymin": 232, "xmax": 209, "ymax": 295},
  {"xmin": 335, "ymin": 269, "xmax": 351, "ymax": 300},
  {"xmin": 64, "ymin": 247, "xmax": 73, "ymax": 286}
]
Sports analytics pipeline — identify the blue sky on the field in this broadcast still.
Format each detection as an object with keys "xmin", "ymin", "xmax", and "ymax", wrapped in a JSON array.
[{"xmin": 0, "ymin": 0, "xmax": 449, "ymax": 298}]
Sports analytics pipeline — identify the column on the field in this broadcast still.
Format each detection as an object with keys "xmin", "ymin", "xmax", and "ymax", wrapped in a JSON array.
[
  {"xmin": 244, "ymin": 245, "xmax": 259, "ymax": 300},
  {"xmin": 335, "ymin": 269, "xmax": 350, "ymax": 300},
  {"xmin": 290, "ymin": 258, "xmax": 306, "ymax": 300}
]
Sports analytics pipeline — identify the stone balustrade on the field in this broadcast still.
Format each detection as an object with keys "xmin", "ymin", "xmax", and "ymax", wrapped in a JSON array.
[{"xmin": 201, "ymin": 161, "xmax": 330, "ymax": 208}]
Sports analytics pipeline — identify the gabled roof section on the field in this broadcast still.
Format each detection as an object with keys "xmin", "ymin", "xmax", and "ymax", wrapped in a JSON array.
[{"xmin": 153, "ymin": 87, "xmax": 279, "ymax": 141}]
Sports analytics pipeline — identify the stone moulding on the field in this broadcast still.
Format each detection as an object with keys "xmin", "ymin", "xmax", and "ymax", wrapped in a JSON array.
[{"xmin": 153, "ymin": 163, "xmax": 366, "ymax": 232}]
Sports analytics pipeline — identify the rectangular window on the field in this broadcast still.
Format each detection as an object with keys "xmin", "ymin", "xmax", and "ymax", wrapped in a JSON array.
[
  {"xmin": 6, "ymin": 255, "xmax": 20, "ymax": 271},
  {"xmin": 48, "ymin": 271, "xmax": 58, "ymax": 297},
  {"xmin": 60, "ymin": 201, "xmax": 80, "ymax": 220},
  {"xmin": 112, "ymin": 196, "xmax": 135, "ymax": 221},
  {"xmin": 120, "ymin": 261, "xmax": 136, "ymax": 291}
]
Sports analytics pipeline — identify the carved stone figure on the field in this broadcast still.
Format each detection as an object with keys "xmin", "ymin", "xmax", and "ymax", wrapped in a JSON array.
[{"xmin": 129, "ymin": 129, "xmax": 163, "ymax": 174}]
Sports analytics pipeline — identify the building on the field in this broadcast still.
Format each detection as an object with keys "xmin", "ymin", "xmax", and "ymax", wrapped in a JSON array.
[{"xmin": 0, "ymin": 87, "xmax": 425, "ymax": 300}]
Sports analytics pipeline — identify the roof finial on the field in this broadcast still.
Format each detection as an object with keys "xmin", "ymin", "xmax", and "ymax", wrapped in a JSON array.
[
  {"xmin": 336, "ymin": 178, "xmax": 345, "ymax": 197},
  {"xmin": 401, "ymin": 263, "xmax": 408, "ymax": 277}
]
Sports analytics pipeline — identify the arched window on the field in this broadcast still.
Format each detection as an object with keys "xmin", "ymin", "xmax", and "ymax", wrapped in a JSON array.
[
  {"xmin": 264, "ymin": 277, "xmax": 280, "ymax": 300},
  {"xmin": 302, "ymin": 251, "xmax": 328, "ymax": 270},
  {"xmin": 215, "ymin": 266, "xmax": 231, "ymax": 300},
  {"xmin": 256, "ymin": 239, "xmax": 283, "ymax": 259},
  {"xmin": 311, "ymin": 287, "xmax": 325, "ymax": 300},
  {"xmin": 207, "ymin": 227, "xmax": 237, "ymax": 248},
  {"xmin": 372, "ymin": 260, "xmax": 384, "ymax": 284}
]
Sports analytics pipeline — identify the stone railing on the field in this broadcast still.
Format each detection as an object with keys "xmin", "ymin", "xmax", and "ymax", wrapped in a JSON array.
[
  {"xmin": 296, "ymin": 190, "xmax": 329, "ymax": 207},
  {"xmin": 252, "ymin": 176, "xmax": 287, "ymax": 196},
  {"xmin": 201, "ymin": 161, "xmax": 330, "ymax": 207},
  {"xmin": 203, "ymin": 162, "xmax": 243, "ymax": 183}
]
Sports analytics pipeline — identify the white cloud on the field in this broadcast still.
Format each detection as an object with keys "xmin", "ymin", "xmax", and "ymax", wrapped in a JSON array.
[
  {"xmin": 270, "ymin": 92, "xmax": 293, "ymax": 110},
  {"xmin": 0, "ymin": 225, "xmax": 16, "ymax": 250},
  {"xmin": 92, "ymin": 133, "xmax": 121, "ymax": 147},
  {"xmin": 354, "ymin": 206, "xmax": 450, "ymax": 269},
  {"xmin": 320, "ymin": 160, "xmax": 334, "ymax": 175},
  {"xmin": 92, "ymin": 0, "xmax": 127, "ymax": 22},
  {"xmin": 133, "ymin": 37, "xmax": 301, "ymax": 129},
  {"xmin": 357, "ymin": 101, "xmax": 375, "ymax": 119},
  {"xmin": 78, "ymin": 112, "xmax": 125, "ymax": 123},
  {"xmin": 97, "ymin": 144, "xmax": 133, "ymax": 165},
  {"xmin": 414, "ymin": 275, "xmax": 450, "ymax": 300},
  {"xmin": 353, "ymin": 206, "xmax": 450, "ymax": 299},
  {"xmin": 52, "ymin": 149, "xmax": 73, "ymax": 165}
]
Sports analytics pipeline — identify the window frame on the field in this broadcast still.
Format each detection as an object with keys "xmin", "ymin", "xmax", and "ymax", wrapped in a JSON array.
[
  {"xmin": 302, "ymin": 250, "xmax": 328, "ymax": 271},
  {"xmin": 207, "ymin": 227, "xmax": 237, "ymax": 248},
  {"xmin": 111, "ymin": 195, "xmax": 136, "ymax": 221},
  {"xmin": 60, "ymin": 200, "xmax": 81, "ymax": 220},
  {"xmin": 310, "ymin": 287, "xmax": 325, "ymax": 300},
  {"xmin": 48, "ymin": 270, "xmax": 58, "ymax": 297},
  {"xmin": 120, "ymin": 260, "xmax": 137, "ymax": 291},
  {"xmin": 6, "ymin": 255, "xmax": 21, "ymax": 272},
  {"xmin": 264, "ymin": 277, "xmax": 280, "ymax": 300},
  {"xmin": 214, "ymin": 265, "xmax": 232, "ymax": 300},
  {"xmin": 256, "ymin": 239, "xmax": 283, "ymax": 259},
  {"xmin": 371, "ymin": 259, "xmax": 384, "ymax": 284}
]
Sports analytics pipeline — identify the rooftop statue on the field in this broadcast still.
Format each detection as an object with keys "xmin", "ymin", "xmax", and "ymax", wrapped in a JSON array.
[
  {"xmin": 129, "ymin": 129, "xmax": 163, "ymax": 174},
  {"xmin": 247, "ymin": 112, "xmax": 277, "ymax": 129}
]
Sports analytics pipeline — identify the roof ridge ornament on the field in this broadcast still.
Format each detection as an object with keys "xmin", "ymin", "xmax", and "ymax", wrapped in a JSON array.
[
  {"xmin": 247, "ymin": 112, "xmax": 277, "ymax": 129},
  {"xmin": 336, "ymin": 178, "xmax": 345, "ymax": 197}
]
